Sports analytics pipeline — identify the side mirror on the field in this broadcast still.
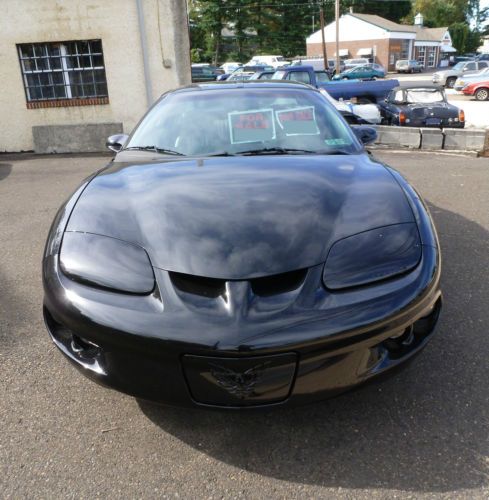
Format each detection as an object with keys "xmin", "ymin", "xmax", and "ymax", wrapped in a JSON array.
[
  {"xmin": 352, "ymin": 125, "xmax": 378, "ymax": 145},
  {"xmin": 106, "ymin": 134, "xmax": 129, "ymax": 153}
]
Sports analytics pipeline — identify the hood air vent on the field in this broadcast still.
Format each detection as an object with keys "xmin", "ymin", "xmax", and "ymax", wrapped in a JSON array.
[
  {"xmin": 169, "ymin": 269, "xmax": 307, "ymax": 299},
  {"xmin": 250, "ymin": 269, "xmax": 307, "ymax": 297},
  {"xmin": 169, "ymin": 272, "xmax": 226, "ymax": 299}
]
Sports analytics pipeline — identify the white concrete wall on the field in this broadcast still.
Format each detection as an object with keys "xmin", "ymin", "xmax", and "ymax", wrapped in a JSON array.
[
  {"xmin": 0, "ymin": 0, "xmax": 190, "ymax": 151},
  {"xmin": 307, "ymin": 15, "xmax": 415, "ymax": 44}
]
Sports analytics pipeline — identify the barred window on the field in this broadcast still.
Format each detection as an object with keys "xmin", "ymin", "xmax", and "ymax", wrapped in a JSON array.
[
  {"xmin": 416, "ymin": 47, "xmax": 426, "ymax": 66},
  {"xmin": 17, "ymin": 40, "xmax": 108, "ymax": 104},
  {"xmin": 427, "ymin": 47, "xmax": 437, "ymax": 68}
]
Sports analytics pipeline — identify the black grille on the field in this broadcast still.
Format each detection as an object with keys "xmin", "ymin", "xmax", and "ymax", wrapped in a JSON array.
[
  {"xmin": 169, "ymin": 272, "xmax": 225, "ymax": 298},
  {"xmin": 250, "ymin": 269, "xmax": 307, "ymax": 297}
]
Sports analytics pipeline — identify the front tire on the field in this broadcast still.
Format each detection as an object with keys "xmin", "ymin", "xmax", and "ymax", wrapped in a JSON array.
[
  {"xmin": 446, "ymin": 77, "xmax": 456, "ymax": 89},
  {"xmin": 475, "ymin": 87, "xmax": 489, "ymax": 101}
]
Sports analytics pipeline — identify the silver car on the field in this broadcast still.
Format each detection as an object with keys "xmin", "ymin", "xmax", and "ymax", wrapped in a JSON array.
[
  {"xmin": 395, "ymin": 59, "xmax": 423, "ymax": 73},
  {"xmin": 432, "ymin": 60, "xmax": 489, "ymax": 88},
  {"xmin": 454, "ymin": 67, "xmax": 489, "ymax": 90}
]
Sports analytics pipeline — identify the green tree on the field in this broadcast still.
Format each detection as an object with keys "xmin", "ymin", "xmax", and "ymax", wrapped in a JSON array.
[
  {"xmin": 189, "ymin": 0, "xmax": 227, "ymax": 64},
  {"xmin": 342, "ymin": 0, "xmax": 412, "ymax": 24},
  {"xmin": 406, "ymin": 0, "xmax": 468, "ymax": 26}
]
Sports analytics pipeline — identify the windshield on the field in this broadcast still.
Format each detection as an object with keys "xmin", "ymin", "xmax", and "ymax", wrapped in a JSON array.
[
  {"xmin": 271, "ymin": 70, "xmax": 286, "ymax": 80},
  {"xmin": 126, "ymin": 88, "xmax": 360, "ymax": 156},
  {"xmin": 452, "ymin": 62, "xmax": 465, "ymax": 70},
  {"xmin": 405, "ymin": 89, "xmax": 445, "ymax": 103}
]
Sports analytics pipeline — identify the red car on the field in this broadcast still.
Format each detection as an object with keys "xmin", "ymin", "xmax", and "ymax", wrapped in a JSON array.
[{"xmin": 462, "ymin": 80, "xmax": 489, "ymax": 101}]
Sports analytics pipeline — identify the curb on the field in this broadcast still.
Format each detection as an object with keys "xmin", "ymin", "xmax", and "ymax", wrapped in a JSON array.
[{"xmin": 373, "ymin": 125, "xmax": 489, "ymax": 156}]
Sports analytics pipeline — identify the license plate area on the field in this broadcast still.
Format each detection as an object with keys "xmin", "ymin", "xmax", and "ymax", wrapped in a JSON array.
[
  {"xmin": 182, "ymin": 353, "xmax": 297, "ymax": 407},
  {"xmin": 425, "ymin": 117, "xmax": 441, "ymax": 126}
]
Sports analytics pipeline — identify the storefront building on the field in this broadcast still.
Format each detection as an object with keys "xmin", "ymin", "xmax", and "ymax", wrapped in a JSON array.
[{"xmin": 306, "ymin": 11, "xmax": 455, "ymax": 71}]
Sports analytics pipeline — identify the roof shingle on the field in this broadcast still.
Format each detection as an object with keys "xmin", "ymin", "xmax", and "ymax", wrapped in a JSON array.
[{"xmin": 349, "ymin": 13, "xmax": 417, "ymax": 33}]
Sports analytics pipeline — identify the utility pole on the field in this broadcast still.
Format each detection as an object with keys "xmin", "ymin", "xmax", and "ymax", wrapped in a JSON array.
[
  {"xmin": 335, "ymin": 0, "xmax": 340, "ymax": 74},
  {"xmin": 319, "ymin": 3, "xmax": 328, "ymax": 71}
]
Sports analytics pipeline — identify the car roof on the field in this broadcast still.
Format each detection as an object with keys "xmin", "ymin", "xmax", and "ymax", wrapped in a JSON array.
[
  {"xmin": 394, "ymin": 83, "xmax": 445, "ymax": 91},
  {"xmin": 276, "ymin": 65, "xmax": 315, "ymax": 71},
  {"xmin": 173, "ymin": 80, "xmax": 317, "ymax": 94}
]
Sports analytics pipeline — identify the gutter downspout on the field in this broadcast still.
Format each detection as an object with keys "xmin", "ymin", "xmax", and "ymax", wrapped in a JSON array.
[{"xmin": 136, "ymin": 0, "xmax": 153, "ymax": 107}]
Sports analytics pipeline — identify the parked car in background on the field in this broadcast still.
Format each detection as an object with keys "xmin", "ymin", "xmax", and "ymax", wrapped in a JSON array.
[
  {"xmin": 454, "ymin": 67, "xmax": 489, "ymax": 90},
  {"xmin": 226, "ymin": 71, "xmax": 255, "ymax": 82},
  {"xmin": 476, "ymin": 54, "xmax": 489, "ymax": 62},
  {"xmin": 217, "ymin": 65, "xmax": 274, "ymax": 81},
  {"xmin": 450, "ymin": 56, "xmax": 472, "ymax": 66},
  {"xmin": 327, "ymin": 59, "xmax": 346, "ymax": 75},
  {"xmin": 271, "ymin": 65, "xmax": 398, "ymax": 103},
  {"xmin": 379, "ymin": 85, "xmax": 464, "ymax": 128},
  {"xmin": 432, "ymin": 60, "xmax": 488, "ymax": 88},
  {"xmin": 344, "ymin": 58, "xmax": 370, "ymax": 70},
  {"xmin": 272, "ymin": 66, "xmax": 331, "ymax": 84},
  {"xmin": 291, "ymin": 58, "xmax": 345, "ymax": 74},
  {"xmin": 248, "ymin": 70, "xmax": 276, "ymax": 80},
  {"xmin": 462, "ymin": 79, "xmax": 489, "ymax": 100},
  {"xmin": 191, "ymin": 65, "xmax": 224, "ymax": 83},
  {"xmin": 333, "ymin": 64, "xmax": 386, "ymax": 81},
  {"xmin": 395, "ymin": 60, "xmax": 423, "ymax": 73},
  {"xmin": 220, "ymin": 62, "xmax": 243, "ymax": 74},
  {"xmin": 246, "ymin": 55, "xmax": 289, "ymax": 68}
]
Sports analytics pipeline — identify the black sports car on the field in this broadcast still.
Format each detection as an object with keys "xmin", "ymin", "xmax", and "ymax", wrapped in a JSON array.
[
  {"xmin": 43, "ymin": 81, "xmax": 442, "ymax": 409},
  {"xmin": 379, "ymin": 84, "xmax": 464, "ymax": 128}
]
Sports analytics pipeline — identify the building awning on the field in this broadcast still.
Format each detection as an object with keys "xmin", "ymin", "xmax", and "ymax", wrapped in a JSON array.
[
  {"xmin": 440, "ymin": 45, "xmax": 457, "ymax": 53},
  {"xmin": 357, "ymin": 48, "xmax": 372, "ymax": 56},
  {"xmin": 334, "ymin": 49, "xmax": 349, "ymax": 57}
]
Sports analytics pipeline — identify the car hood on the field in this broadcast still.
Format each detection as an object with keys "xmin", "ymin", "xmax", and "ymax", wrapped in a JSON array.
[
  {"xmin": 436, "ymin": 70, "xmax": 458, "ymax": 76},
  {"xmin": 66, "ymin": 155, "xmax": 414, "ymax": 279}
]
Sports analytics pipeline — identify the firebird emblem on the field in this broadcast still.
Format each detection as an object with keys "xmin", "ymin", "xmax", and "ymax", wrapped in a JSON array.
[{"xmin": 209, "ymin": 362, "xmax": 270, "ymax": 399}]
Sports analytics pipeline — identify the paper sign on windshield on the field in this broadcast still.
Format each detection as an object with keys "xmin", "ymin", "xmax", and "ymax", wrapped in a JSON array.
[
  {"xmin": 228, "ymin": 109, "xmax": 276, "ymax": 144},
  {"xmin": 276, "ymin": 106, "xmax": 320, "ymax": 136}
]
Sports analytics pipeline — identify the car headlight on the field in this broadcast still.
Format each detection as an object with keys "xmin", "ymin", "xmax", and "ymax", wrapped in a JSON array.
[
  {"xmin": 323, "ymin": 223, "xmax": 421, "ymax": 290},
  {"xmin": 60, "ymin": 232, "xmax": 155, "ymax": 294}
]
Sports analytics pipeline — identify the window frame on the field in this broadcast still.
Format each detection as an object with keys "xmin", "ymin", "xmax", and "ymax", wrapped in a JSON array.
[
  {"xmin": 416, "ymin": 46, "xmax": 426, "ymax": 66},
  {"xmin": 427, "ymin": 47, "xmax": 437, "ymax": 68},
  {"xmin": 17, "ymin": 39, "xmax": 109, "ymax": 108}
]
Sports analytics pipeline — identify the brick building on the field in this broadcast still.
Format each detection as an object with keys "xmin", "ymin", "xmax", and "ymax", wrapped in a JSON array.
[{"xmin": 306, "ymin": 12, "xmax": 455, "ymax": 71}]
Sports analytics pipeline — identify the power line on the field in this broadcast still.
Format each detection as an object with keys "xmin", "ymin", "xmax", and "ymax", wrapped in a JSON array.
[{"xmin": 207, "ymin": 0, "xmax": 411, "ymax": 9}]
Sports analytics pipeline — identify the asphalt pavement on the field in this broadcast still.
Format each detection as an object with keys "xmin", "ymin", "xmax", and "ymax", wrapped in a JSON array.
[{"xmin": 1, "ymin": 151, "xmax": 488, "ymax": 498}]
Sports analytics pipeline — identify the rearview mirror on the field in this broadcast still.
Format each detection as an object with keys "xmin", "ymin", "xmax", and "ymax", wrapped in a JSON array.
[
  {"xmin": 106, "ymin": 134, "xmax": 129, "ymax": 153},
  {"xmin": 352, "ymin": 125, "xmax": 377, "ymax": 145}
]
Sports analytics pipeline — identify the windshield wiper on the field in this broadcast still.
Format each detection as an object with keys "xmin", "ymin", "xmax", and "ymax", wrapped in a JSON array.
[
  {"xmin": 125, "ymin": 146, "xmax": 184, "ymax": 156},
  {"xmin": 205, "ymin": 151, "xmax": 236, "ymax": 157},
  {"xmin": 235, "ymin": 147, "xmax": 317, "ymax": 156},
  {"xmin": 315, "ymin": 149, "xmax": 352, "ymax": 155}
]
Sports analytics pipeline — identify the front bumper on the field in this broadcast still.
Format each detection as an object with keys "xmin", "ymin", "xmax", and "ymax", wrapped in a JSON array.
[{"xmin": 43, "ymin": 242, "xmax": 442, "ymax": 409}]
